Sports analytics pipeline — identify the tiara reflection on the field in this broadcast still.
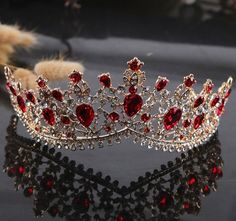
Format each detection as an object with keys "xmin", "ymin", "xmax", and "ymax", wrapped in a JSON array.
[{"xmin": 4, "ymin": 115, "xmax": 223, "ymax": 221}]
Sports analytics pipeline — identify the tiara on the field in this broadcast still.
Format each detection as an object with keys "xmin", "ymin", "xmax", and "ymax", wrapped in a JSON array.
[
  {"xmin": 4, "ymin": 57, "xmax": 233, "ymax": 152},
  {"xmin": 4, "ymin": 116, "xmax": 223, "ymax": 220}
]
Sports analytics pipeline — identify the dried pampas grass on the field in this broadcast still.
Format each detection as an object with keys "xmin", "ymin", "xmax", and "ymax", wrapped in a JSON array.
[
  {"xmin": 13, "ymin": 68, "xmax": 37, "ymax": 90},
  {"xmin": 34, "ymin": 59, "xmax": 85, "ymax": 80},
  {"xmin": 0, "ymin": 24, "xmax": 37, "ymax": 47}
]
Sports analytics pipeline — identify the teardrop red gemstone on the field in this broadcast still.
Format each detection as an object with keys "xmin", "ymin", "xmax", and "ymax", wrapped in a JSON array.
[
  {"xmin": 52, "ymin": 90, "xmax": 63, "ymax": 102},
  {"xmin": 6, "ymin": 82, "xmax": 17, "ymax": 96},
  {"xmin": 61, "ymin": 116, "xmax": 71, "ymax": 125},
  {"xmin": 211, "ymin": 96, "xmax": 219, "ymax": 107},
  {"xmin": 183, "ymin": 119, "xmax": 191, "ymax": 128},
  {"xmin": 163, "ymin": 107, "xmax": 182, "ymax": 130},
  {"xmin": 17, "ymin": 96, "xmax": 27, "ymax": 112},
  {"xmin": 99, "ymin": 73, "xmax": 111, "ymax": 88},
  {"xmin": 127, "ymin": 57, "xmax": 143, "ymax": 71},
  {"xmin": 26, "ymin": 92, "xmax": 36, "ymax": 104},
  {"xmin": 76, "ymin": 104, "xmax": 95, "ymax": 127},
  {"xmin": 124, "ymin": 94, "xmax": 143, "ymax": 117},
  {"xmin": 42, "ymin": 108, "xmax": 56, "ymax": 126},
  {"xmin": 184, "ymin": 76, "xmax": 196, "ymax": 87},
  {"xmin": 155, "ymin": 79, "xmax": 169, "ymax": 91},
  {"xmin": 108, "ymin": 112, "xmax": 119, "ymax": 122},
  {"xmin": 193, "ymin": 96, "xmax": 204, "ymax": 108},
  {"xmin": 193, "ymin": 114, "xmax": 204, "ymax": 129},
  {"xmin": 69, "ymin": 72, "xmax": 82, "ymax": 84}
]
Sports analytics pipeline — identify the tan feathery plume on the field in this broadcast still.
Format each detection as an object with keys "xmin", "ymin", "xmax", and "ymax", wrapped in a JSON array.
[
  {"xmin": 0, "ymin": 44, "xmax": 15, "ymax": 64},
  {"xmin": 34, "ymin": 59, "xmax": 85, "ymax": 81}
]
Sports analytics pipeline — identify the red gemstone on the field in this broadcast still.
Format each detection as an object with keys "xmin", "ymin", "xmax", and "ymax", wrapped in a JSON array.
[
  {"xmin": 144, "ymin": 127, "xmax": 150, "ymax": 133},
  {"xmin": 6, "ymin": 82, "xmax": 17, "ymax": 96},
  {"xmin": 184, "ymin": 76, "xmax": 196, "ymax": 87},
  {"xmin": 141, "ymin": 113, "xmax": 151, "ymax": 122},
  {"xmin": 99, "ymin": 73, "xmax": 111, "ymax": 88},
  {"xmin": 76, "ymin": 104, "xmax": 95, "ymax": 127},
  {"xmin": 193, "ymin": 114, "xmax": 204, "ymax": 129},
  {"xmin": 127, "ymin": 57, "xmax": 143, "ymax": 71},
  {"xmin": 69, "ymin": 71, "xmax": 82, "ymax": 84},
  {"xmin": 216, "ymin": 100, "xmax": 225, "ymax": 116},
  {"xmin": 26, "ymin": 91, "xmax": 36, "ymax": 104},
  {"xmin": 52, "ymin": 90, "xmax": 63, "ymax": 102},
  {"xmin": 26, "ymin": 187, "xmax": 34, "ymax": 196},
  {"xmin": 61, "ymin": 116, "xmax": 71, "ymax": 125},
  {"xmin": 18, "ymin": 166, "xmax": 25, "ymax": 174},
  {"xmin": 183, "ymin": 119, "xmax": 191, "ymax": 128},
  {"xmin": 155, "ymin": 78, "xmax": 169, "ymax": 91},
  {"xmin": 42, "ymin": 177, "xmax": 54, "ymax": 190},
  {"xmin": 157, "ymin": 191, "xmax": 173, "ymax": 211},
  {"xmin": 206, "ymin": 83, "xmax": 214, "ymax": 93},
  {"xmin": 129, "ymin": 85, "xmax": 137, "ymax": 94},
  {"xmin": 225, "ymin": 88, "xmax": 231, "ymax": 99},
  {"xmin": 117, "ymin": 215, "xmax": 125, "ymax": 221},
  {"xmin": 203, "ymin": 185, "xmax": 210, "ymax": 195},
  {"xmin": 38, "ymin": 79, "xmax": 46, "ymax": 88},
  {"xmin": 187, "ymin": 175, "xmax": 197, "ymax": 186},
  {"xmin": 104, "ymin": 126, "xmax": 111, "ymax": 132},
  {"xmin": 183, "ymin": 202, "xmax": 190, "ymax": 209},
  {"xmin": 194, "ymin": 96, "xmax": 204, "ymax": 108},
  {"xmin": 42, "ymin": 108, "xmax": 56, "ymax": 126},
  {"xmin": 164, "ymin": 107, "xmax": 182, "ymax": 130},
  {"xmin": 124, "ymin": 94, "xmax": 143, "ymax": 117},
  {"xmin": 211, "ymin": 96, "xmax": 219, "ymax": 107},
  {"xmin": 72, "ymin": 193, "xmax": 90, "ymax": 210},
  {"xmin": 17, "ymin": 96, "xmax": 27, "ymax": 112},
  {"xmin": 108, "ymin": 112, "xmax": 119, "ymax": 122}
]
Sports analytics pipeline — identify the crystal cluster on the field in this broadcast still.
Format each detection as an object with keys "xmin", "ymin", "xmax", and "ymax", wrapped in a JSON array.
[{"xmin": 4, "ymin": 58, "xmax": 233, "ymax": 151}]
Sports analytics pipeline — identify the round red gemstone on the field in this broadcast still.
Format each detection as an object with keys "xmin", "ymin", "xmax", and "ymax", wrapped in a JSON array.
[
  {"xmin": 183, "ymin": 119, "xmax": 191, "ymax": 128},
  {"xmin": 99, "ymin": 73, "xmax": 111, "ymax": 88},
  {"xmin": 26, "ymin": 91, "xmax": 36, "ymax": 104},
  {"xmin": 194, "ymin": 96, "xmax": 204, "ymax": 108},
  {"xmin": 141, "ymin": 113, "xmax": 151, "ymax": 122},
  {"xmin": 225, "ymin": 88, "xmax": 231, "ymax": 99},
  {"xmin": 164, "ymin": 107, "xmax": 182, "ymax": 130},
  {"xmin": 193, "ymin": 114, "xmax": 204, "ymax": 129},
  {"xmin": 76, "ymin": 104, "xmax": 95, "ymax": 127},
  {"xmin": 155, "ymin": 79, "xmax": 169, "ymax": 91},
  {"xmin": 117, "ymin": 215, "xmax": 125, "ymax": 221},
  {"xmin": 187, "ymin": 175, "xmax": 197, "ymax": 186},
  {"xmin": 52, "ymin": 90, "xmax": 63, "ymax": 102},
  {"xmin": 203, "ymin": 185, "xmax": 210, "ymax": 195},
  {"xmin": 216, "ymin": 100, "xmax": 225, "ymax": 116},
  {"xmin": 42, "ymin": 108, "xmax": 56, "ymax": 126},
  {"xmin": 184, "ymin": 76, "xmax": 195, "ymax": 87},
  {"xmin": 211, "ymin": 96, "xmax": 220, "ymax": 107},
  {"xmin": 69, "ymin": 71, "xmax": 82, "ymax": 84},
  {"xmin": 38, "ymin": 79, "xmax": 46, "ymax": 88},
  {"xmin": 17, "ymin": 96, "xmax": 27, "ymax": 113},
  {"xmin": 6, "ymin": 82, "xmax": 17, "ymax": 96},
  {"xmin": 18, "ymin": 166, "xmax": 25, "ymax": 174},
  {"xmin": 26, "ymin": 187, "xmax": 34, "ymax": 195},
  {"xmin": 61, "ymin": 116, "xmax": 71, "ymax": 125},
  {"xmin": 129, "ymin": 85, "xmax": 137, "ymax": 94},
  {"xmin": 124, "ymin": 94, "xmax": 143, "ymax": 117},
  {"xmin": 108, "ymin": 112, "xmax": 119, "ymax": 122}
]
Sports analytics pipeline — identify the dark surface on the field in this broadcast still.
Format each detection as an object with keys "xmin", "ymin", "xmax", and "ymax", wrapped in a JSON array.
[{"xmin": 0, "ymin": 1, "xmax": 236, "ymax": 221}]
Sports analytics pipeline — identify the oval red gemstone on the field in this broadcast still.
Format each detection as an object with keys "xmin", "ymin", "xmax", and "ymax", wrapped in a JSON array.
[
  {"xmin": 187, "ymin": 174, "xmax": 197, "ymax": 186},
  {"xmin": 157, "ymin": 191, "xmax": 174, "ymax": 211},
  {"xmin": 155, "ymin": 79, "xmax": 169, "ymax": 91},
  {"xmin": 203, "ymin": 185, "xmax": 210, "ymax": 195},
  {"xmin": 225, "ymin": 88, "xmax": 231, "ymax": 99},
  {"xmin": 124, "ymin": 94, "xmax": 143, "ymax": 117},
  {"xmin": 193, "ymin": 96, "xmax": 204, "ymax": 108},
  {"xmin": 26, "ymin": 91, "xmax": 36, "ymax": 104},
  {"xmin": 184, "ymin": 77, "xmax": 195, "ymax": 87},
  {"xmin": 99, "ymin": 74, "xmax": 111, "ymax": 88},
  {"xmin": 183, "ymin": 119, "xmax": 191, "ymax": 128},
  {"xmin": 211, "ymin": 96, "xmax": 219, "ymax": 107},
  {"xmin": 108, "ymin": 112, "xmax": 119, "ymax": 122},
  {"xmin": 69, "ymin": 72, "xmax": 82, "ymax": 84},
  {"xmin": 183, "ymin": 202, "xmax": 190, "ymax": 209},
  {"xmin": 52, "ymin": 90, "xmax": 63, "ymax": 102},
  {"xmin": 17, "ymin": 96, "xmax": 27, "ymax": 112},
  {"xmin": 117, "ymin": 215, "xmax": 125, "ymax": 221},
  {"xmin": 38, "ymin": 79, "xmax": 46, "ymax": 88},
  {"xmin": 61, "ymin": 116, "xmax": 71, "ymax": 125},
  {"xmin": 6, "ymin": 82, "xmax": 17, "ymax": 96},
  {"xmin": 206, "ymin": 83, "xmax": 214, "ymax": 93},
  {"xmin": 163, "ymin": 107, "xmax": 182, "ymax": 130},
  {"xmin": 216, "ymin": 100, "xmax": 225, "ymax": 116},
  {"xmin": 76, "ymin": 104, "xmax": 95, "ymax": 127},
  {"xmin": 18, "ymin": 166, "xmax": 25, "ymax": 174},
  {"xmin": 42, "ymin": 108, "xmax": 56, "ymax": 126},
  {"xmin": 193, "ymin": 114, "xmax": 204, "ymax": 129},
  {"xmin": 141, "ymin": 113, "xmax": 151, "ymax": 122},
  {"xmin": 129, "ymin": 85, "xmax": 137, "ymax": 94}
]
